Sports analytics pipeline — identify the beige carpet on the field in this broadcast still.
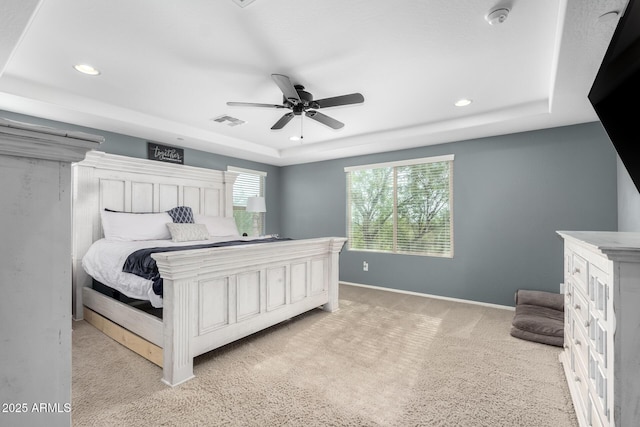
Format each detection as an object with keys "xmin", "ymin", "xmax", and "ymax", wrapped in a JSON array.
[{"xmin": 72, "ymin": 284, "xmax": 578, "ymax": 426}]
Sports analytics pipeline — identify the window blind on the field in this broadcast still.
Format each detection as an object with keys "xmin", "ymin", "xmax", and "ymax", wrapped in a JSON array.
[
  {"xmin": 227, "ymin": 166, "xmax": 266, "ymax": 235},
  {"xmin": 346, "ymin": 155, "xmax": 453, "ymax": 257}
]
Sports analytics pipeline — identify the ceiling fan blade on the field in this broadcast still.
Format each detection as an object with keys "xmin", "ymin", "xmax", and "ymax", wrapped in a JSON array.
[
  {"xmin": 227, "ymin": 102, "xmax": 285, "ymax": 109},
  {"xmin": 305, "ymin": 110, "xmax": 344, "ymax": 129},
  {"xmin": 271, "ymin": 112, "xmax": 295, "ymax": 130},
  {"xmin": 271, "ymin": 74, "xmax": 301, "ymax": 104},
  {"xmin": 313, "ymin": 93, "xmax": 364, "ymax": 109}
]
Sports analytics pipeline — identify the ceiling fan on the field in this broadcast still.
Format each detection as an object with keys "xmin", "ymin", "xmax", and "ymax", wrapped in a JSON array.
[{"xmin": 227, "ymin": 74, "xmax": 364, "ymax": 130}]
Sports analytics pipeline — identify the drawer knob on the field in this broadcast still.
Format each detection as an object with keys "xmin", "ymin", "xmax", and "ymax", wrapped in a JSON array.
[
  {"xmin": 584, "ymin": 320, "xmax": 590, "ymax": 328},
  {"xmin": 563, "ymin": 344, "xmax": 569, "ymax": 349},
  {"xmin": 574, "ymin": 376, "xmax": 581, "ymax": 383},
  {"xmin": 574, "ymin": 303, "xmax": 581, "ymax": 310},
  {"xmin": 573, "ymin": 267, "xmax": 581, "ymax": 274},
  {"xmin": 574, "ymin": 339, "xmax": 581, "ymax": 346}
]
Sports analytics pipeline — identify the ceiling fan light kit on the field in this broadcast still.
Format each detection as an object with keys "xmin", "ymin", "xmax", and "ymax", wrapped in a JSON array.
[{"xmin": 227, "ymin": 74, "xmax": 364, "ymax": 132}]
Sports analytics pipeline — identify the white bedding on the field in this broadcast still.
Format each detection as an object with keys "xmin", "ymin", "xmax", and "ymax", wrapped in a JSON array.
[{"xmin": 82, "ymin": 235, "xmax": 265, "ymax": 308}]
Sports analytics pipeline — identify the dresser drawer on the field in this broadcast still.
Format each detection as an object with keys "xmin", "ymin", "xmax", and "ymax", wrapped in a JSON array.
[
  {"xmin": 594, "ymin": 319, "xmax": 607, "ymax": 367},
  {"xmin": 570, "ymin": 286, "xmax": 589, "ymax": 326},
  {"xmin": 565, "ymin": 305, "xmax": 573, "ymax": 344},
  {"xmin": 589, "ymin": 264, "xmax": 609, "ymax": 322},
  {"xmin": 570, "ymin": 252, "xmax": 589, "ymax": 295},
  {"xmin": 588, "ymin": 343, "xmax": 610, "ymax": 425},
  {"xmin": 589, "ymin": 393, "xmax": 606, "ymax": 427},
  {"xmin": 572, "ymin": 348, "xmax": 590, "ymax": 417},
  {"xmin": 594, "ymin": 362, "xmax": 609, "ymax": 424},
  {"xmin": 572, "ymin": 319, "xmax": 589, "ymax": 372}
]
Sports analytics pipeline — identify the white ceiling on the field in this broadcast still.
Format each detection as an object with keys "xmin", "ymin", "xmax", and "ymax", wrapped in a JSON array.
[{"xmin": 0, "ymin": 0, "xmax": 629, "ymax": 166}]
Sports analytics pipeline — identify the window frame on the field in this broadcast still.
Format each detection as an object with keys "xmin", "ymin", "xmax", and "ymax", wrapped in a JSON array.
[
  {"xmin": 227, "ymin": 166, "xmax": 267, "ymax": 235},
  {"xmin": 344, "ymin": 154, "xmax": 454, "ymax": 258}
]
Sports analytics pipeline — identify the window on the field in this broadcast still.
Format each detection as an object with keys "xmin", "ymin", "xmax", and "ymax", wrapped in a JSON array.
[
  {"xmin": 345, "ymin": 155, "xmax": 453, "ymax": 257},
  {"xmin": 227, "ymin": 166, "xmax": 267, "ymax": 235}
]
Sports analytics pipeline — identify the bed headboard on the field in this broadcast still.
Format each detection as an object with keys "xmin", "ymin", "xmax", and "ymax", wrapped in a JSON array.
[{"xmin": 71, "ymin": 151, "xmax": 237, "ymax": 319}]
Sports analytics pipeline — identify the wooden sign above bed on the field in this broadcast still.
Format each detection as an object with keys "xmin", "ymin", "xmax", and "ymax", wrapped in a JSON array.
[{"xmin": 148, "ymin": 142, "xmax": 184, "ymax": 165}]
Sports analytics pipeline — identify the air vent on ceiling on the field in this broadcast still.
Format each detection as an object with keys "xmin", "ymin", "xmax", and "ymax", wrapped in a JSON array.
[
  {"xmin": 232, "ymin": 0, "xmax": 256, "ymax": 8},
  {"xmin": 212, "ymin": 115, "xmax": 246, "ymax": 127}
]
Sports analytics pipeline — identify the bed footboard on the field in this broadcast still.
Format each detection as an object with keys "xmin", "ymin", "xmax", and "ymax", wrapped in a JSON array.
[{"xmin": 152, "ymin": 237, "xmax": 346, "ymax": 386}]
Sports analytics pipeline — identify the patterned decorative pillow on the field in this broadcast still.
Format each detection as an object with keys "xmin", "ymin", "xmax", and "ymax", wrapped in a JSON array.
[
  {"xmin": 166, "ymin": 223, "xmax": 210, "ymax": 242},
  {"xmin": 167, "ymin": 206, "xmax": 194, "ymax": 223}
]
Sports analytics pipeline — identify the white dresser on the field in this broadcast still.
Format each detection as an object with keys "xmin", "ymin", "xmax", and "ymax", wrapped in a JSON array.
[{"xmin": 557, "ymin": 231, "xmax": 640, "ymax": 427}]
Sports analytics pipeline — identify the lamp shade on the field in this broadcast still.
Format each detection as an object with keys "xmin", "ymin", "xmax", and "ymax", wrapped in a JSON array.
[{"xmin": 246, "ymin": 196, "xmax": 266, "ymax": 213}]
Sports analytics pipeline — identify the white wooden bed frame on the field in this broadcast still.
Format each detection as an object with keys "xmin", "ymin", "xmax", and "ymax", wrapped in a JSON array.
[{"xmin": 71, "ymin": 151, "xmax": 346, "ymax": 386}]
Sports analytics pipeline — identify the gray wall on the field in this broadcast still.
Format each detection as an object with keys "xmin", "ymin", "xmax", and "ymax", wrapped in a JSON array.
[
  {"xmin": 617, "ymin": 156, "xmax": 640, "ymax": 231},
  {"xmin": 0, "ymin": 111, "xmax": 282, "ymax": 235},
  {"xmin": 0, "ymin": 110, "xmax": 620, "ymax": 308},
  {"xmin": 281, "ymin": 123, "xmax": 618, "ymax": 306}
]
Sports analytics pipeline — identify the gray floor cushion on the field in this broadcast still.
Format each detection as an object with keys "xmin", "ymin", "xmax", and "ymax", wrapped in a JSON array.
[
  {"xmin": 511, "ymin": 290, "xmax": 565, "ymax": 347},
  {"xmin": 514, "ymin": 289, "xmax": 564, "ymax": 311},
  {"xmin": 510, "ymin": 326, "xmax": 564, "ymax": 347}
]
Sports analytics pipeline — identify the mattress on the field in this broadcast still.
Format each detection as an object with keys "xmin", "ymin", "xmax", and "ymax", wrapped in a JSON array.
[{"xmin": 82, "ymin": 235, "xmax": 262, "ymax": 308}]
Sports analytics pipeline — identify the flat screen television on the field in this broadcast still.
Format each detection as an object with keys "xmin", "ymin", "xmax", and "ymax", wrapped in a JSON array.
[{"xmin": 588, "ymin": 0, "xmax": 640, "ymax": 193}]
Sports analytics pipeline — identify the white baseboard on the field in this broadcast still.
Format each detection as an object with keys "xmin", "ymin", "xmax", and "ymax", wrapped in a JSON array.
[{"xmin": 340, "ymin": 281, "xmax": 515, "ymax": 311}]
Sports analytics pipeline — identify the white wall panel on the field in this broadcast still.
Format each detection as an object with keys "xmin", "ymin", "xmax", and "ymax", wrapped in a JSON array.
[
  {"xmin": 203, "ymin": 188, "xmax": 222, "ymax": 216},
  {"xmin": 291, "ymin": 262, "xmax": 307, "ymax": 303},
  {"xmin": 100, "ymin": 179, "xmax": 125, "ymax": 211},
  {"xmin": 267, "ymin": 266, "xmax": 286, "ymax": 310},
  {"xmin": 199, "ymin": 278, "xmax": 229, "ymax": 334},
  {"xmin": 237, "ymin": 271, "xmax": 260, "ymax": 321},
  {"xmin": 159, "ymin": 184, "xmax": 179, "ymax": 211},
  {"xmin": 310, "ymin": 258, "xmax": 327, "ymax": 295},
  {"xmin": 131, "ymin": 182, "xmax": 154, "ymax": 212},
  {"xmin": 184, "ymin": 186, "xmax": 201, "ymax": 213}
]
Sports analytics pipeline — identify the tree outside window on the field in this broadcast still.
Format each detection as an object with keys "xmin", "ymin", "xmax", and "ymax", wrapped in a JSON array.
[{"xmin": 346, "ymin": 156, "xmax": 453, "ymax": 257}]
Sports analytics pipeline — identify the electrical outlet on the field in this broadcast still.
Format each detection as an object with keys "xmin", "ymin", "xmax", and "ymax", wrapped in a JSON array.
[{"xmin": 363, "ymin": 261, "xmax": 368, "ymax": 271}]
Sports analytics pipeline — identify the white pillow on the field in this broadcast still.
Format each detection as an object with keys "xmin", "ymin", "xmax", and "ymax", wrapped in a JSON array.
[
  {"xmin": 194, "ymin": 214, "xmax": 240, "ymax": 236},
  {"xmin": 166, "ymin": 223, "xmax": 210, "ymax": 242},
  {"xmin": 100, "ymin": 210, "xmax": 172, "ymax": 241}
]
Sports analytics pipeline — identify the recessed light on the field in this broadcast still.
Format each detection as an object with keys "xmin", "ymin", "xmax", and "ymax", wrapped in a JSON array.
[
  {"xmin": 289, "ymin": 136, "xmax": 302, "ymax": 141},
  {"xmin": 73, "ymin": 64, "xmax": 100, "ymax": 76},
  {"xmin": 455, "ymin": 99, "xmax": 472, "ymax": 107}
]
